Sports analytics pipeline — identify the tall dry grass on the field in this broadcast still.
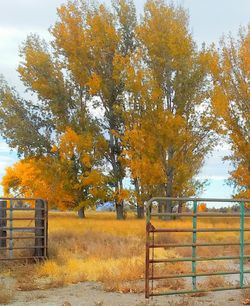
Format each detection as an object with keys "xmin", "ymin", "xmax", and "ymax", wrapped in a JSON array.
[{"xmin": 0, "ymin": 283, "xmax": 13, "ymax": 304}]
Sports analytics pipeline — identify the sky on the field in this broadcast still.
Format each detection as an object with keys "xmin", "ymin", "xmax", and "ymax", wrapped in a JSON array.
[{"xmin": 0, "ymin": 0, "xmax": 249, "ymax": 199}]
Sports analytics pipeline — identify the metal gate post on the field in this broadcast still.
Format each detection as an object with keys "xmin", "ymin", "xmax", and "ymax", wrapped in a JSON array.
[
  {"xmin": 45, "ymin": 200, "xmax": 48, "ymax": 258},
  {"xmin": 145, "ymin": 202, "xmax": 150, "ymax": 298},
  {"xmin": 240, "ymin": 201, "xmax": 245, "ymax": 288},
  {"xmin": 9, "ymin": 200, "xmax": 13, "ymax": 258},
  {"xmin": 0, "ymin": 201, "xmax": 7, "ymax": 250},
  {"xmin": 192, "ymin": 200, "xmax": 197, "ymax": 290},
  {"xmin": 35, "ymin": 199, "xmax": 45, "ymax": 257}
]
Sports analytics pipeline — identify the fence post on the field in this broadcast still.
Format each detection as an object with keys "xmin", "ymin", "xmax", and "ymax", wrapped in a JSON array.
[
  {"xmin": 44, "ymin": 200, "xmax": 48, "ymax": 258},
  {"xmin": 35, "ymin": 199, "xmax": 45, "ymax": 257},
  {"xmin": 192, "ymin": 200, "xmax": 197, "ymax": 290},
  {"xmin": 145, "ymin": 201, "xmax": 151, "ymax": 298},
  {"xmin": 240, "ymin": 201, "xmax": 245, "ymax": 288},
  {"xmin": 0, "ymin": 201, "xmax": 7, "ymax": 251}
]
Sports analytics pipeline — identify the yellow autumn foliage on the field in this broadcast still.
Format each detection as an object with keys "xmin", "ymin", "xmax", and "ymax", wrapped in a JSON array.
[{"xmin": 210, "ymin": 27, "xmax": 250, "ymax": 198}]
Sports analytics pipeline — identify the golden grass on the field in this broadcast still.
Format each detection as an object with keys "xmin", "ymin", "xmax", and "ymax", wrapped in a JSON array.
[
  {"xmin": 0, "ymin": 284, "xmax": 13, "ymax": 304},
  {"xmin": 168, "ymin": 298, "xmax": 195, "ymax": 306},
  {"xmin": 199, "ymin": 276, "xmax": 231, "ymax": 290},
  {"xmin": 242, "ymin": 286, "xmax": 250, "ymax": 304},
  {"xmin": 1, "ymin": 211, "xmax": 250, "ymax": 294}
]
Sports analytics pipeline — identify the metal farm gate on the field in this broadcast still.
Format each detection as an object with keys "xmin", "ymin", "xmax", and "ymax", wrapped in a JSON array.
[
  {"xmin": 145, "ymin": 197, "xmax": 250, "ymax": 298},
  {"xmin": 0, "ymin": 197, "xmax": 48, "ymax": 261}
]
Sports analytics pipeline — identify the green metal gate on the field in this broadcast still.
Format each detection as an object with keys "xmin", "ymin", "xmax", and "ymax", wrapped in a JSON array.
[{"xmin": 145, "ymin": 197, "xmax": 250, "ymax": 298}]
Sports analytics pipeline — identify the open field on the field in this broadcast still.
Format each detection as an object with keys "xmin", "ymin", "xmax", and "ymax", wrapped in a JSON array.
[{"xmin": 1, "ymin": 211, "xmax": 250, "ymax": 305}]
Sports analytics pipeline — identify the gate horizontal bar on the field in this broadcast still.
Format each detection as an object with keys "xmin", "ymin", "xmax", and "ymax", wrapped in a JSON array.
[
  {"xmin": 0, "ymin": 208, "xmax": 45, "ymax": 211},
  {"xmin": 2, "ymin": 227, "xmax": 44, "ymax": 230},
  {"xmin": 0, "ymin": 256, "xmax": 46, "ymax": 261},
  {"xmin": 150, "ymin": 255, "xmax": 250, "ymax": 263},
  {"xmin": 0, "ymin": 236, "xmax": 44, "ymax": 240},
  {"xmin": 147, "ymin": 197, "xmax": 250, "ymax": 204},
  {"xmin": 149, "ymin": 228, "xmax": 250, "ymax": 233},
  {"xmin": 150, "ymin": 285, "xmax": 250, "ymax": 297},
  {"xmin": 151, "ymin": 213, "xmax": 250, "ymax": 217},
  {"xmin": 0, "ymin": 197, "xmax": 44, "ymax": 201},
  {"xmin": 149, "ymin": 242, "xmax": 250, "ymax": 248},
  {"xmin": 0, "ymin": 246, "xmax": 45, "ymax": 250},
  {"xmin": 10, "ymin": 229, "xmax": 35, "ymax": 233},
  {"xmin": 149, "ymin": 270, "xmax": 250, "ymax": 280},
  {"xmin": 0, "ymin": 218, "xmax": 44, "ymax": 221}
]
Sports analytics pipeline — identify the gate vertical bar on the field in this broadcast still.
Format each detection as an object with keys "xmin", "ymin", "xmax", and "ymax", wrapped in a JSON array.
[
  {"xmin": 35, "ymin": 199, "xmax": 45, "ymax": 257},
  {"xmin": 145, "ymin": 201, "xmax": 150, "ymax": 298},
  {"xmin": 192, "ymin": 200, "xmax": 197, "ymax": 290},
  {"xmin": 0, "ymin": 200, "xmax": 7, "ymax": 252},
  {"xmin": 240, "ymin": 201, "xmax": 245, "ymax": 288},
  {"xmin": 9, "ymin": 200, "xmax": 13, "ymax": 258},
  {"xmin": 44, "ymin": 200, "xmax": 48, "ymax": 258}
]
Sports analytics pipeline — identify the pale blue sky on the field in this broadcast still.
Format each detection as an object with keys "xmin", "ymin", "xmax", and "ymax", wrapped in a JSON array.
[{"xmin": 0, "ymin": 0, "xmax": 249, "ymax": 198}]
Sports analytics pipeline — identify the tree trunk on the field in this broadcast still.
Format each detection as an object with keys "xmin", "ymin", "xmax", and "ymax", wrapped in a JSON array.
[
  {"xmin": 178, "ymin": 201, "xmax": 183, "ymax": 213},
  {"xmin": 109, "ymin": 127, "xmax": 125, "ymax": 221},
  {"xmin": 137, "ymin": 205, "xmax": 144, "ymax": 219},
  {"xmin": 158, "ymin": 202, "xmax": 163, "ymax": 219},
  {"xmin": 163, "ymin": 198, "xmax": 172, "ymax": 220},
  {"xmin": 78, "ymin": 207, "xmax": 85, "ymax": 218},
  {"xmin": 164, "ymin": 158, "xmax": 174, "ymax": 220},
  {"xmin": 134, "ymin": 178, "xmax": 144, "ymax": 219},
  {"xmin": 116, "ymin": 203, "xmax": 124, "ymax": 220}
]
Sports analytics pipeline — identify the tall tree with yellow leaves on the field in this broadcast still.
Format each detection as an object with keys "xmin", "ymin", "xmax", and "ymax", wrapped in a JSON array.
[
  {"xmin": 2, "ymin": 159, "xmax": 74, "ymax": 209},
  {"xmin": 0, "ymin": 0, "xmax": 137, "ymax": 219},
  {"xmin": 211, "ymin": 27, "xmax": 250, "ymax": 198},
  {"xmin": 2, "ymin": 127, "xmax": 109, "ymax": 216},
  {"xmin": 122, "ymin": 0, "xmax": 217, "ymax": 215},
  {"xmin": 0, "ymin": 0, "xmax": 217, "ymax": 219},
  {"xmin": 48, "ymin": 0, "xmax": 137, "ymax": 219}
]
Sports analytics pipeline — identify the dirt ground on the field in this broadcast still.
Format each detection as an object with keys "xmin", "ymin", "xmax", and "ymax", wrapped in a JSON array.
[{"xmin": 2, "ymin": 280, "xmax": 247, "ymax": 306}]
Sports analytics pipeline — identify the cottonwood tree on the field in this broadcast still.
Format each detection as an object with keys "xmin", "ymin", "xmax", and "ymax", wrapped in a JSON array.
[
  {"xmin": 211, "ymin": 28, "xmax": 250, "ymax": 198},
  {"xmin": 0, "ymin": 0, "xmax": 218, "ymax": 220},
  {"xmin": 0, "ymin": 0, "xmax": 137, "ymax": 219},
  {"xmin": 2, "ymin": 128, "xmax": 109, "ymax": 216},
  {"xmin": 122, "ymin": 0, "xmax": 217, "ymax": 215},
  {"xmin": 0, "ymin": 1, "xmax": 126, "ymax": 216},
  {"xmin": 50, "ymin": 0, "xmax": 137, "ymax": 219},
  {"xmin": 2, "ymin": 158, "xmax": 74, "ymax": 209},
  {"xmin": 0, "ymin": 71, "xmax": 108, "ymax": 216}
]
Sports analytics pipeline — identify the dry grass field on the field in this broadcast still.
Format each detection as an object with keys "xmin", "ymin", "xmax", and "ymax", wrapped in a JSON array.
[{"xmin": 1, "ymin": 211, "xmax": 250, "ymax": 305}]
